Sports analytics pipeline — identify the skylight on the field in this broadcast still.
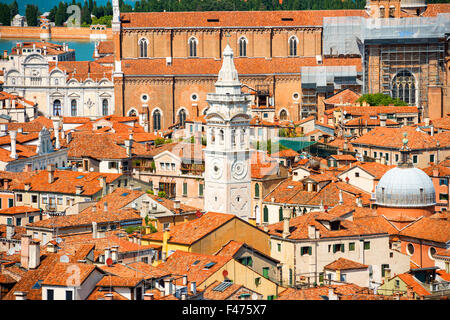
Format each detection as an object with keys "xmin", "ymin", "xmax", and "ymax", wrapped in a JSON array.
[
  {"xmin": 192, "ymin": 260, "xmax": 200, "ymax": 266},
  {"xmin": 121, "ymin": 193, "xmax": 129, "ymax": 197},
  {"xmin": 204, "ymin": 262, "xmax": 216, "ymax": 269},
  {"xmin": 76, "ymin": 175, "xmax": 84, "ymax": 179}
]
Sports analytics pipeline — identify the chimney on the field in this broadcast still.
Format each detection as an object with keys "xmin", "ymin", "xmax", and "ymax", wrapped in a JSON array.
[
  {"xmin": 104, "ymin": 293, "xmax": 114, "ymax": 300},
  {"xmin": 143, "ymin": 293, "xmax": 154, "ymax": 300},
  {"xmin": 430, "ymin": 125, "xmax": 434, "ymax": 136},
  {"xmin": 47, "ymin": 164, "xmax": 55, "ymax": 184},
  {"xmin": 181, "ymin": 293, "xmax": 187, "ymax": 300},
  {"xmin": 182, "ymin": 275, "xmax": 188, "ymax": 286},
  {"xmin": 92, "ymin": 222, "xmax": 98, "ymax": 239},
  {"xmin": 424, "ymin": 118, "xmax": 430, "ymax": 126},
  {"xmin": 24, "ymin": 182, "xmax": 31, "ymax": 191},
  {"xmin": 125, "ymin": 139, "xmax": 132, "ymax": 157},
  {"xmin": 6, "ymin": 225, "xmax": 14, "ymax": 240},
  {"xmin": 379, "ymin": 114, "xmax": 387, "ymax": 127},
  {"xmin": 9, "ymin": 130, "xmax": 18, "ymax": 159},
  {"xmin": 92, "ymin": 206, "xmax": 97, "ymax": 213},
  {"xmin": 103, "ymin": 202, "xmax": 108, "ymax": 212},
  {"xmin": 164, "ymin": 278, "xmax": 172, "ymax": 296},
  {"xmin": 173, "ymin": 200, "xmax": 180, "ymax": 211},
  {"xmin": 328, "ymin": 288, "xmax": 338, "ymax": 300},
  {"xmin": 104, "ymin": 247, "xmax": 111, "ymax": 265},
  {"xmin": 356, "ymin": 195, "xmax": 363, "ymax": 207},
  {"xmin": 338, "ymin": 189, "xmax": 343, "ymax": 205},
  {"xmin": 111, "ymin": 245, "xmax": 119, "ymax": 263},
  {"xmin": 406, "ymin": 285, "xmax": 414, "ymax": 300},
  {"xmin": 28, "ymin": 239, "xmax": 40, "ymax": 269},
  {"xmin": 75, "ymin": 185, "xmax": 83, "ymax": 195},
  {"xmin": 99, "ymin": 176, "xmax": 107, "ymax": 196},
  {"xmin": 20, "ymin": 235, "xmax": 31, "ymax": 269},
  {"xmin": 308, "ymin": 225, "xmax": 317, "ymax": 239},
  {"xmin": 14, "ymin": 291, "xmax": 27, "ymax": 300},
  {"xmin": 190, "ymin": 281, "xmax": 197, "ymax": 295},
  {"xmin": 47, "ymin": 242, "xmax": 57, "ymax": 253},
  {"xmin": 282, "ymin": 206, "xmax": 291, "ymax": 239}
]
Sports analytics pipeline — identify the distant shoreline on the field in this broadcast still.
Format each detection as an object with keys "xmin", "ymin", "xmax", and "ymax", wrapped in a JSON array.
[{"xmin": 0, "ymin": 26, "xmax": 112, "ymax": 41}]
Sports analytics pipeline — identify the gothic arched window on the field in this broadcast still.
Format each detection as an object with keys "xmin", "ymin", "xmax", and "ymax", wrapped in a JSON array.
[
  {"xmin": 392, "ymin": 71, "xmax": 416, "ymax": 105},
  {"xmin": 189, "ymin": 37, "xmax": 197, "ymax": 57},
  {"xmin": 239, "ymin": 37, "xmax": 247, "ymax": 57},
  {"xmin": 179, "ymin": 109, "xmax": 186, "ymax": 127},
  {"xmin": 139, "ymin": 38, "xmax": 148, "ymax": 58},
  {"xmin": 255, "ymin": 183, "xmax": 260, "ymax": 198},
  {"xmin": 289, "ymin": 36, "xmax": 298, "ymax": 57},
  {"xmin": 70, "ymin": 99, "xmax": 77, "ymax": 116},
  {"xmin": 53, "ymin": 99, "xmax": 61, "ymax": 116},
  {"xmin": 153, "ymin": 110, "xmax": 161, "ymax": 131},
  {"xmin": 102, "ymin": 99, "xmax": 108, "ymax": 116},
  {"xmin": 128, "ymin": 109, "xmax": 137, "ymax": 117},
  {"xmin": 280, "ymin": 109, "xmax": 288, "ymax": 120},
  {"xmin": 263, "ymin": 206, "xmax": 269, "ymax": 223}
]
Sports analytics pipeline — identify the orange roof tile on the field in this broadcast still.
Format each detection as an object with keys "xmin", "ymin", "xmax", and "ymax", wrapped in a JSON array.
[
  {"xmin": 323, "ymin": 89, "xmax": 361, "ymax": 106},
  {"xmin": 142, "ymin": 212, "xmax": 234, "ymax": 245},
  {"xmin": 97, "ymin": 275, "xmax": 144, "ymax": 288},
  {"xmin": 324, "ymin": 258, "xmax": 368, "ymax": 271},
  {"xmin": 42, "ymin": 262, "xmax": 98, "ymax": 286},
  {"xmin": 397, "ymin": 273, "xmax": 431, "ymax": 297},
  {"xmin": 0, "ymin": 206, "xmax": 40, "ymax": 216}
]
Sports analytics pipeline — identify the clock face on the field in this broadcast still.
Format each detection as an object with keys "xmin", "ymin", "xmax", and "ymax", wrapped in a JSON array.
[
  {"xmin": 231, "ymin": 160, "xmax": 248, "ymax": 180},
  {"xmin": 210, "ymin": 158, "xmax": 223, "ymax": 180}
]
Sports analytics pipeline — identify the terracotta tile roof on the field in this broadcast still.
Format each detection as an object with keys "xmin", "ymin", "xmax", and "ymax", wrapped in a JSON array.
[
  {"xmin": 7, "ymin": 116, "xmax": 53, "ymax": 133},
  {"xmin": 0, "ymin": 226, "xmax": 27, "ymax": 243},
  {"xmin": 203, "ymin": 280, "xmax": 245, "ymax": 300},
  {"xmin": 67, "ymin": 132, "xmax": 152, "ymax": 160},
  {"xmin": 0, "ymin": 132, "xmax": 40, "ymax": 146},
  {"xmin": 398, "ymin": 217, "xmax": 450, "ymax": 244},
  {"xmin": 11, "ymin": 169, "xmax": 122, "ymax": 196},
  {"xmin": 27, "ymin": 208, "xmax": 141, "ymax": 230},
  {"xmin": 87, "ymin": 287, "xmax": 128, "ymax": 300},
  {"xmin": 324, "ymin": 258, "xmax": 368, "ymax": 271},
  {"xmin": 323, "ymin": 89, "xmax": 361, "ymax": 106},
  {"xmin": 82, "ymin": 188, "xmax": 145, "ymax": 213},
  {"xmin": 352, "ymin": 126, "xmax": 448, "ymax": 150},
  {"xmin": 327, "ymin": 137, "xmax": 354, "ymax": 152},
  {"xmin": 214, "ymin": 240, "xmax": 244, "ymax": 257},
  {"xmin": 268, "ymin": 209, "xmax": 387, "ymax": 241},
  {"xmin": 157, "ymin": 250, "xmax": 232, "ymax": 286},
  {"xmin": 122, "ymin": 56, "xmax": 362, "ymax": 76},
  {"xmin": 2, "ymin": 253, "xmax": 60, "ymax": 300},
  {"xmin": 120, "ymin": 10, "xmax": 368, "ymax": 28},
  {"xmin": 336, "ymin": 106, "xmax": 419, "ymax": 117},
  {"xmin": 73, "ymin": 244, "xmax": 95, "ymax": 261},
  {"xmin": 421, "ymin": 4, "xmax": 450, "ymax": 17},
  {"xmin": 422, "ymin": 164, "xmax": 450, "ymax": 177},
  {"xmin": 10, "ymin": 41, "xmax": 74, "ymax": 56},
  {"xmin": 0, "ymin": 206, "xmax": 40, "ymax": 216},
  {"xmin": 62, "ymin": 117, "xmax": 91, "ymax": 124},
  {"xmin": 251, "ymin": 151, "xmax": 280, "ymax": 179},
  {"xmin": 185, "ymin": 115, "xmax": 207, "ymax": 124},
  {"xmin": 60, "ymin": 233, "xmax": 158, "ymax": 256},
  {"xmin": 142, "ymin": 212, "xmax": 234, "ymax": 245},
  {"xmin": 0, "ymin": 274, "xmax": 16, "ymax": 284},
  {"xmin": 396, "ymin": 273, "xmax": 431, "ymax": 297},
  {"xmin": 344, "ymin": 116, "xmax": 399, "ymax": 127},
  {"xmin": 270, "ymin": 148, "xmax": 300, "ymax": 158},
  {"xmin": 49, "ymin": 60, "xmax": 113, "ymax": 82},
  {"xmin": 41, "ymin": 262, "xmax": 98, "ymax": 286},
  {"xmin": 437, "ymin": 270, "xmax": 450, "ymax": 282},
  {"xmin": 338, "ymin": 161, "xmax": 395, "ymax": 180},
  {"xmin": 97, "ymin": 41, "xmax": 114, "ymax": 55},
  {"xmin": 97, "ymin": 275, "xmax": 144, "ymax": 288},
  {"xmin": 329, "ymin": 154, "xmax": 356, "ymax": 161},
  {"xmin": 145, "ymin": 193, "xmax": 199, "ymax": 214},
  {"xmin": 98, "ymin": 262, "xmax": 169, "ymax": 280},
  {"xmin": 277, "ymin": 284, "xmax": 377, "ymax": 300}
]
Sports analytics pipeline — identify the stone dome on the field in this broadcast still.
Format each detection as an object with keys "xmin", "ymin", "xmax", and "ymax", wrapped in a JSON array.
[{"xmin": 375, "ymin": 166, "xmax": 435, "ymax": 208}]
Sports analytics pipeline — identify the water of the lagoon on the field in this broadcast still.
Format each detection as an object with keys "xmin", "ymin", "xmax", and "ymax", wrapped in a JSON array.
[{"xmin": 0, "ymin": 38, "xmax": 96, "ymax": 61}]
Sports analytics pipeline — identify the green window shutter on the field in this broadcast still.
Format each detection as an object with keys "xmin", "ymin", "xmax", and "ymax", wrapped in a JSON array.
[
  {"xmin": 255, "ymin": 184, "xmax": 260, "ymax": 198},
  {"xmin": 308, "ymin": 246, "xmax": 312, "ymax": 255},
  {"xmin": 333, "ymin": 244, "xmax": 337, "ymax": 253},
  {"xmin": 341, "ymin": 244, "xmax": 345, "ymax": 252},
  {"xmin": 279, "ymin": 207, "xmax": 283, "ymax": 222},
  {"xmin": 199, "ymin": 184, "xmax": 203, "ymax": 196},
  {"xmin": 263, "ymin": 268, "xmax": 269, "ymax": 279},
  {"xmin": 248, "ymin": 257, "xmax": 253, "ymax": 267},
  {"xmin": 183, "ymin": 182, "xmax": 187, "ymax": 195},
  {"xmin": 263, "ymin": 206, "xmax": 269, "ymax": 222}
]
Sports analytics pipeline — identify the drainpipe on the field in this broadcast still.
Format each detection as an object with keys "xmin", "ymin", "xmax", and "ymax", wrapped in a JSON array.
[{"xmin": 172, "ymin": 76, "xmax": 175, "ymax": 125}]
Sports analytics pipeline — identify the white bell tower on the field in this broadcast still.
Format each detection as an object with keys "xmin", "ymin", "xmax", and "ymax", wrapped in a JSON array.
[{"xmin": 203, "ymin": 44, "xmax": 252, "ymax": 220}]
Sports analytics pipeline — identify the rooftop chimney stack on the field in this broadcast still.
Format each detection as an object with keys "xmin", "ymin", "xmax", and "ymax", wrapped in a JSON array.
[
  {"xmin": 14, "ymin": 291, "xmax": 27, "ymax": 300},
  {"xmin": 379, "ymin": 114, "xmax": 387, "ymax": 127},
  {"xmin": 190, "ymin": 281, "xmax": 197, "ymax": 295},
  {"xmin": 9, "ymin": 130, "xmax": 18, "ymax": 159},
  {"xmin": 28, "ymin": 239, "xmax": 41, "ymax": 269},
  {"xmin": 282, "ymin": 206, "xmax": 291, "ymax": 239},
  {"xmin": 111, "ymin": 245, "xmax": 119, "ymax": 263},
  {"xmin": 143, "ymin": 293, "xmax": 154, "ymax": 300},
  {"xmin": 125, "ymin": 139, "xmax": 132, "ymax": 157},
  {"xmin": 75, "ymin": 185, "xmax": 83, "ymax": 195},
  {"xmin": 52, "ymin": 117, "xmax": 61, "ymax": 149},
  {"xmin": 20, "ymin": 235, "xmax": 31, "ymax": 269},
  {"xmin": 92, "ymin": 222, "xmax": 98, "ymax": 239},
  {"xmin": 47, "ymin": 164, "xmax": 55, "ymax": 183},
  {"xmin": 103, "ymin": 202, "xmax": 108, "ymax": 212},
  {"xmin": 104, "ymin": 247, "xmax": 111, "ymax": 265},
  {"xmin": 6, "ymin": 225, "xmax": 14, "ymax": 240},
  {"xmin": 174, "ymin": 200, "xmax": 180, "ymax": 211}
]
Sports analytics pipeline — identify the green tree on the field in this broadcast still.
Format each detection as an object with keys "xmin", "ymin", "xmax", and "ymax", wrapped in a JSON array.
[
  {"xmin": 0, "ymin": 3, "xmax": 11, "ymax": 26},
  {"xmin": 9, "ymin": 0, "xmax": 18, "ymax": 17},
  {"xmin": 25, "ymin": 4, "xmax": 40, "ymax": 27},
  {"xmin": 356, "ymin": 93, "xmax": 408, "ymax": 106}
]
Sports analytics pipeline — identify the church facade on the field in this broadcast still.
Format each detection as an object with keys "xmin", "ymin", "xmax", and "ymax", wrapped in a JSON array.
[{"xmin": 110, "ymin": 0, "xmax": 450, "ymax": 131}]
